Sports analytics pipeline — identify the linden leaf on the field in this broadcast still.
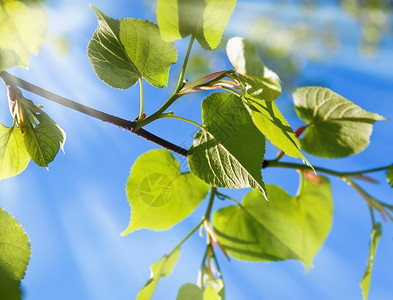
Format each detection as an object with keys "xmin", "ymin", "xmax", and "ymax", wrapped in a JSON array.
[
  {"xmin": 213, "ymin": 175, "xmax": 333, "ymax": 269},
  {"xmin": 293, "ymin": 87, "xmax": 386, "ymax": 158},
  {"xmin": 122, "ymin": 149, "xmax": 209, "ymax": 234}
]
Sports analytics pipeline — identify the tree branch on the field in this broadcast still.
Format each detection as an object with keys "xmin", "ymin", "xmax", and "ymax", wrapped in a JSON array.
[{"xmin": 0, "ymin": 71, "xmax": 188, "ymax": 156}]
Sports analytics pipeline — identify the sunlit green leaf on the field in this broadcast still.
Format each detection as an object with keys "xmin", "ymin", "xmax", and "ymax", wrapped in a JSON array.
[
  {"xmin": 226, "ymin": 37, "xmax": 281, "ymax": 102},
  {"xmin": 0, "ymin": 0, "xmax": 47, "ymax": 70},
  {"xmin": 137, "ymin": 247, "xmax": 180, "ymax": 300},
  {"xmin": 88, "ymin": 6, "xmax": 177, "ymax": 89},
  {"xmin": 188, "ymin": 93, "xmax": 267, "ymax": 200},
  {"xmin": 293, "ymin": 87, "xmax": 386, "ymax": 158},
  {"xmin": 213, "ymin": 175, "xmax": 333, "ymax": 269},
  {"xmin": 157, "ymin": 0, "xmax": 236, "ymax": 50},
  {"xmin": 0, "ymin": 208, "xmax": 31, "ymax": 283},
  {"xmin": 177, "ymin": 283, "xmax": 221, "ymax": 300},
  {"xmin": 360, "ymin": 223, "xmax": 382, "ymax": 300},
  {"xmin": 23, "ymin": 110, "xmax": 65, "ymax": 167},
  {"xmin": 122, "ymin": 149, "xmax": 209, "ymax": 234},
  {"xmin": 244, "ymin": 98, "xmax": 307, "ymax": 162},
  {"xmin": 387, "ymin": 165, "xmax": 393, "ymax": 188},
  {"xmin": 0, "ymin": 124, "xmax": 30, "ymax": 180}
]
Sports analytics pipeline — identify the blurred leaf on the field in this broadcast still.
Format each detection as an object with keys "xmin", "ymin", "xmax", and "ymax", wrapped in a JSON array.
[
  {"xmin": 177, "ymin": 283, "xmax": 221, "ymax": 300},
  {"xmin": 0, "ymin": 208, "xmax": 31, "ymax": 287},
  {"xmin": 0, "ymin": 0, "xmax": 47, "ymax": 70},
  {"xmin": 88, "ymin": 6, "xmax": 177, "ymax": 89},
  {"xmin": 387, "ymin": 165, "xmax": 393, "ymax": 188},
  {"xmin": 360, "ymin": 223, "xmax": 382, "ymax": 300},
  {"xmin": 188, "ymin": 93, "xmax": 267, "ymax": 200},
  {"xmin": 0, "ymin": 124, "xmax": 30, "ymax": 180},
  {"xmin": 212, "ymin": 175, "xmax": 333, "ymax": 269},
  {"xmin": 293, "ymin": 87, "xmax": 386, "ymax": 158},
  {"xmin": 226, "ymin": 37, "xmax": 281, "ymax": 102},
  {"xmin": 157, "ymin": 0, "xmax": 236, "ymax": 50},
  {"xmin": 137, "ymin": 247, "xmax": 180, "ymax": 300},
  {"xmin": 122, "ymin": 149, "xmax": 209, "ymax": 234}
]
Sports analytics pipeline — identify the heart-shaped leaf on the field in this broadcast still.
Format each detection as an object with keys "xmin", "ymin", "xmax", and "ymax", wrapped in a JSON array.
[
  {"xmin": 157, "ymin": 0, "xmax": 236, "ymax": 50},
  {"xmin": 0, "ymin": 0, "xmax": 47, "ymax": 70},
  {"xmin": 122, "ymin": 149, "xmax": 209, "ymax": 234},
  {"xmin": 88, "ymin": 6, "xmax": 177, "ymax": 89},
  {"xmin": 188, "ymin": 93, "xmax": 267, "ymax": 199},
  {"xmin": 226, "ymin": 37, "xmax": 281, "ymax": 102},
  {"xmin": 137, "ymin": 247, "xmax": 180, "ymax": 300},
  {"xmin": 212, "ymin": 175, "xmax": 333, "ymax": 269},
  {"xmin": 0, "ymin": 124, "xmax": 30, "ymax": 180},
  {"xmin": 293, "ymin": 87, "xmax": 386, "ymax": 158}
]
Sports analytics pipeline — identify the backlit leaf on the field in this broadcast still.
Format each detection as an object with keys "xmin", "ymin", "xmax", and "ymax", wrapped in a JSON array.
[
  {"xmin": 244, "ymin": 98, "xmax": 307, "ymax": 162},
  {"xmin": 136, "ymin": 247, "xmax": 180, "ymax": 300},
  {"xmin": 88, "ymin": 6, "xmax": 177, "ymax": 89},
  {"xmin": 360, "ymin": 223, "xmax": 382, "ymax": 300},
  {"xmin": 0, "ymin": 207, "xmax": 31, "ymax": 281},
  {"xmin": 0, "ymin": 124, "xmax": 30, "ymax": 180},
  {"xmin": 293, "ymin": 87, "xmax": 386, "ymax": 158},
  {"xmin": 212, "ymin": 175, "xmax": 333, "ymax": 269},
  {"xmin": 0, "ymin": 0, "xmax": 47, "ymax": 70},
  {"xmin": 226, "ymin": 37, "xmax": 281, "ymax": 102},
  {"xmin": 122, "ymin": 149, "xmax": 209, "ymax": 234},
  {"xmin": 23, "ymin": 110, "xmax": 65, "ymax": 167},
  {"xmin": 157, "ymin": 0, "xmax": 236, "ymax": 50},
  {"xmin": 188, "ymin": 93, "xmax": 267, "ymax": 200}
]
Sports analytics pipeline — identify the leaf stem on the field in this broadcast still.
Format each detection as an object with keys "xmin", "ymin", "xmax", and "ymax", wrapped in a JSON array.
[
  {"xmin": 169, "ymin": 219, "xmax": 204, "ymax": 256},
  {"xmin": 158, "ymin": 114, "xmax": 204, "ymax": 129},
  {"xmin": 135, "ymin": 34, "xmax": 196, "ymax": 130},
  {"xmin": 138, "ymin": 77, "xmax": 144, "ymax": 121},
  {"xmin": 204, "ymin": 187, "xmax": 217, "ymax": 221},
  {"xmin": 175, "ymin": 34, "xmax": 196, "ymax": 93},
  {"xmin": 266, "ymin": 160, "xmax": 392, "ymax": 178},
  {"xmin": 369, "ymin": 206, "xmax": 376, "ymax": 228}
]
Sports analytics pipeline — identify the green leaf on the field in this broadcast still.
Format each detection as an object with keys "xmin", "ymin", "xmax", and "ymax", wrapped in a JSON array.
[
  {"xmin": 360, "ymin": 223, "xmax": 382, "ymax": 300},
  {"xmin": 157, "ymin": 0, "xmax": 236, "ymax": 50},
  {"xmin": 24, "ymin": 111, "xmax": 66, "ymax": 167},
  {"xmin": 212, "ymin": 175, "xmax": 333, "ymax": 269},
  {"xmin": 136, "ymin": 247, "xmax": 180, "ymax": 300},
  {"xmin": 188, "ymin": 93, "xmax": 267, "ymax": 200},
  {"xmin": 177, "ymin": 283, "xmax": 221, "ymax": 300},
  {"xmin": 293, "ymin": 87, "xmax": 386, "ymax": 158},
  {"xmin": 122, "ymin": 149, "xmax": 209, "ymax": 234},
  {"xmin": 88, "ymin": 6, "xmax": 177, "ymax": 89},
  {"xmin": 0, "ymin": 208, "xmax": 31, "ymax": 281},
  {"xmin": 0, "ymin": 0, "xmax": 47, "ymax": 70},
  {"xmin": 244, "ymin": 98, "xmax": 307, "ymax": 162},
  {"xmin": 226, "ymin": 37, "xmax": 281, "ymax": 102},
  {"xmin": 387, "ymin": 165, "xmax": 393, "ymax": 188},
  {"xmin": 0, "ymin": 124, "xmax": 30, "ymax": 180},
  {"xmin": 0, "ymin": 265, "xmax": 21, "ymax": 300}
]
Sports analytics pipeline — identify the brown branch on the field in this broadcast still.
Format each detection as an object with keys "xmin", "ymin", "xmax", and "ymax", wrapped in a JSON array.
[{"xmin": 0, "ymin": 71, "xmax": 188, "ymax": 157}]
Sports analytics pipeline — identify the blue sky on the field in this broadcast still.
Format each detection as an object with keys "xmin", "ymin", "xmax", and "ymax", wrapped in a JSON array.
[{"xmin": 0, "ymin": 1, "xmax": 393, "ymax": 299}]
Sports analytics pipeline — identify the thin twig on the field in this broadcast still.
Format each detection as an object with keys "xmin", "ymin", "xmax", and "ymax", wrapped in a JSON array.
[{"xmin": 0, "ymin": 71, "xmax": 188, "ymax": 156}]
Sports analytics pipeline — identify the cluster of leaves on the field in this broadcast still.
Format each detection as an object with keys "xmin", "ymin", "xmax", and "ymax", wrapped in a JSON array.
[{"xmin": 0, "ymin": 0, "xmax": 392, "ymax": 299}]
